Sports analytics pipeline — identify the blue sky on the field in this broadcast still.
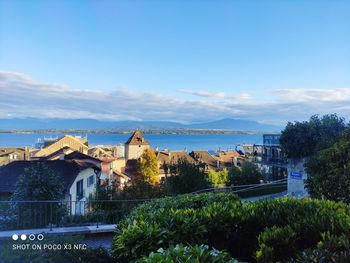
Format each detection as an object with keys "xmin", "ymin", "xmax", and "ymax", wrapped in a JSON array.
[{"xmin": 0, "ymin": 0, "xmax": 350, "ymax": 124}]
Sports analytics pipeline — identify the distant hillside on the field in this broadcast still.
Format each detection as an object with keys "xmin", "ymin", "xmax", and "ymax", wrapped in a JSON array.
[
  {"xmin": 0, "ymin": 118, "xmax": 281, "ymax": 132},
  {"xmin": 187, "ymin": 118, "xmax": 281, "ymax": 131}
]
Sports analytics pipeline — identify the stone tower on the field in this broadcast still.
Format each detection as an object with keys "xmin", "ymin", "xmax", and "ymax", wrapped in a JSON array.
[{"xmin": 125, "ymin": 130, "xmax": 150, "ymax": 160}]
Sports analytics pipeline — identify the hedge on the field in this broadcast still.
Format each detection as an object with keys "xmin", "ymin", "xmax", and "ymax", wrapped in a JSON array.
[
  {"xmin": 136, "ymin": 244, "xmax": 239, "ymax": 263},
  {"xmin": 112, "ymin": 193, "xmax": 350, "ymax": 262}
]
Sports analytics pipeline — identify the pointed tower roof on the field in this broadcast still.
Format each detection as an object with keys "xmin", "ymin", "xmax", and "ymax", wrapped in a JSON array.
[{"xmin": 125, "ymin": 130, "xmax": 149, "ymax": 145}]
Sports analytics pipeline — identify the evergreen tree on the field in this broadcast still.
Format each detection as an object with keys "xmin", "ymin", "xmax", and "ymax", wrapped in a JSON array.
[
  {"xmin": 10, "ymin": 163, "xmax": 65, "ymax": 228},
  {"xmin": 12, "ymin": 163, "xmax": 64, "ymax": 201},
  {"xmin": 165, "ymin": 159, "xmax": 209, "ymax": 195},
  {"xmin": 227, "ymin": 162, "xmax": 262, "ymax": 185}
]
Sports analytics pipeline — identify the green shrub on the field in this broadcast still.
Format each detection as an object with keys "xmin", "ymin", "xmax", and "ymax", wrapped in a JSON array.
[
  {"xmin": 256, "ymin": 225, "xmax": 297, "ymax": 262},
  {"xmin": 136, "ymin": 244, "xmax": 239, "ymax": 263},
  {"xmin": 289, "ymin": 233, "xmax": 350, "ymax": 262},
  {"xmin": 112, "ymin": 194, "xmax": 350, "ymax": 262}
]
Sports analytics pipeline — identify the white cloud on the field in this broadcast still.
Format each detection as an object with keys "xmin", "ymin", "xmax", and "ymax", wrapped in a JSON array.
[
  {"xmin": 0, "ymin": 70, "xmax": 349, "ymax": 125},
  {"xmin": 178, "ymin": 89, "xmax": 226, "ymax": 98},
  {"xmin": 275, "ymin": 88, "xmax": 350, "ymax": 102}
]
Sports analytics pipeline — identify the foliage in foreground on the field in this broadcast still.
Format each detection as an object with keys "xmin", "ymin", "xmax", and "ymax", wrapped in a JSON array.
[
  {"xmin": 0, "ymin": 235, "xmax": 114, "ymax": 263},
  {"xmin": 136, "ymin": 244, "xmax": 239, "ymax": 263},
  {"xmin": 289, "ymin": 233, "xmax": 350, "ymax": 263},
  {"xmin": 112, "ymin": 193, "xmax": 350, "ymax": 262}
]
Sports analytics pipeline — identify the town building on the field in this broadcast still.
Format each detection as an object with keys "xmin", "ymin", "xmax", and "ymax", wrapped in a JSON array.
[
  {"xmin": 125, "ymin": 130, "xmax": 150, "ymax": 160},
  {"xmin": 156, "ymin": 150, "xmax": 196, "ymax": 179},
  {"xmin": 189, "ymin": 150, "xmax": 218, "ymax": 171},
  {"xmin": 216, "ymin": 150, "xmax": 246, "ymax": 168},
  {"xmin": 252, "ymin": 134, "xmax": 287, "ymax": 181},
  {"xmin": 33, "ymin": 135, "xmax": 89, "ymax": 158},
  {"xmin": 0, "ymin": 147, "xmax": 30, "ymax": 166},
  {"xmin": 88, "ymin": 146, "xmax": 117, "ymax": 159},
  {"xmin": 64, "ymin": 152, "xmax": 129, "ymax": 189}
]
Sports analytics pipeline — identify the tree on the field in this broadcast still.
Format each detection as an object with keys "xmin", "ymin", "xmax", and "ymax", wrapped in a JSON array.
[
  {"xmin": 280, "ymin": 114, "xmax": 346, "ymax": 159},
  {"xmin": 227, "ymin": 166, "xmax": 242, "ymax": 186},
  {"xmin": 12, "ymin": 163, "xmax": 64, "ymax": 201},
  {"xmin": 165, "ymin": 159, "xmax": 209, "ymax": 195},
  {"xmin": 305, "ymin": 128, "xmax": 350, "ymax": 203},
  {"xmin": 122, "ymin": 174, "xmax": 164, "ymax": 199},
  {"xmin": 137, "ymin": 148, "xmax": 160, "ymax": 185},
  {"xmin": 208, "ymin": 168, "xmax": 228, "ymax": 187},
  {"xmin": 227, "ymin": 162, "xmax": 262, "ymax": 186},
  {"xmin": 10, "ymin": 163, "xmax": 65, "ymax": 228}
]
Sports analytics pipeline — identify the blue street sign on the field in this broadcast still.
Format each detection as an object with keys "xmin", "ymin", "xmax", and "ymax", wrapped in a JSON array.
[{"xmin": 290, "ymin": 171, "xmax": 302, "ymax": 180}]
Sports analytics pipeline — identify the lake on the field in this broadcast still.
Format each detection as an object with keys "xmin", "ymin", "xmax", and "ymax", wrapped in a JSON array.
[{"xmin": 0, "ymin": 132, "xmax": 263, "ymax": 151}]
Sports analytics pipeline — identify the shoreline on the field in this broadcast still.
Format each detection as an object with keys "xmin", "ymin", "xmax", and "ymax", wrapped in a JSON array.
[{"xmin": 0, "ymin": 129, "xmax": 277, "ymax": 135}]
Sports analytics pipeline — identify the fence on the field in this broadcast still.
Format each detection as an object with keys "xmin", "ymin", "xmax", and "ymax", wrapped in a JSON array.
[
  {"xmin": 0, "ymin": 199, "xmax": 147, "ymax": 231},
  {"xmin": 0, "ymin": 180, "xmax": 287, "ymax": 231},
  {"xmin": 190, "ymin": 178, "xmax": 287, "ymax": 195}
]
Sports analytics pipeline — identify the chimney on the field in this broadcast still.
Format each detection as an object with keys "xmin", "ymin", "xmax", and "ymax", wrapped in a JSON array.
[
  {"xmin": 24, "ymin": 147, "xmax": 28, "ymax": 160},
  {"xmin": 233, "ymin": 157, "xmax": 237, "ymax": 166},
  {"xmin": 113, "ymin": 146, "xmax": 117, "ymax": 157}
]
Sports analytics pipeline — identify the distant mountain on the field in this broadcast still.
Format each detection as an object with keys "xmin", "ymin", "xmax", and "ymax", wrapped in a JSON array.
[
  {"xmin": 187, "ymin": 118, "xmax": 281, "ymax": 131},
  {"xmin": 0, "ymin": 118, "xmax": 281, "ymax": 132}
]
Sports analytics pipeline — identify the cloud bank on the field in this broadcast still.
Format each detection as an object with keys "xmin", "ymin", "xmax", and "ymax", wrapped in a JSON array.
[{"xmin": 1, "ymin": 70, "xmax": 349, "ymax": 125}]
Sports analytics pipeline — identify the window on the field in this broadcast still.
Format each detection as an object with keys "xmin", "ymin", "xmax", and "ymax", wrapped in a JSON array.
[
  {"xmin": 87, "ymin": 175, "xmax": 95, "ymax": 187},
  {"xmin": 76, "ymin": 179, "xmax": 84, "ymax": 200}
]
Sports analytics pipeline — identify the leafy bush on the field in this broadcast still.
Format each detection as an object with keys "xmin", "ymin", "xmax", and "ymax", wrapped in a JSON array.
[
  {"xmin": 128, "ymin": 192, "xmax": 240, "ymax": 215},
  {"xmin": 289, "ymin": 233, "xmax": 350, "ymax": 262},
  {"xmin": 112, "ymin": 194, "xmax": 350, "ymax": 262},
  {"xmin": 136, "ymin": 244, "xmax": 239, "ymax": 263}
]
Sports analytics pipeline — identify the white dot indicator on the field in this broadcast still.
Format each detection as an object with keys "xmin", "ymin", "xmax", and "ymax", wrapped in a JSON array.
[
  {"xmin": 20, "ymin": 234, "xmax": 27, "ymax": 241},
  {"xmin": 37, "ymin": 234, "xmax": 44, "ymax": 241},
  {"xmin": 12, "ymin": 234, "xmax": 18, "ymax": 241},
  {"xmin": 29, "ymin": 234, "xmax": 35, "ymax": 241}
]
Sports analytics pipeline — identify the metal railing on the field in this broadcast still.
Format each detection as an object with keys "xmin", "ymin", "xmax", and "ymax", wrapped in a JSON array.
[
  {"xmin": 0, "ymin": 180, "xmax": 288, "ymax": 231},
  {"xmin": 0, "ymin": 199, "xmax": 147, "ymax": 231},
  {"xmin": 190, "ymin": 178, "xmax": 288, "ymax": 195}
]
